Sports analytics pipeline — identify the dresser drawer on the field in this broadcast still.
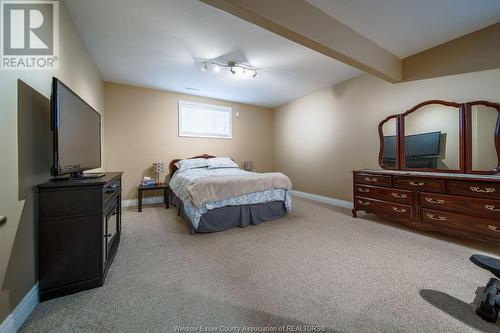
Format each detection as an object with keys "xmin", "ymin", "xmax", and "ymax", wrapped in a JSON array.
[
  {"xmin": 447, "ymin": 180, "xmax": 500, "ymax": 200},
  {"xmin": 355, "ymin": 185, "xmax": 412, "ymax": 205},
  {"xmin": 39, "ymin": 187, "xmax": 103, "ymax": 218},
  {"xmin": 421, "ymin": 193, "xmax": 500, "ymax": 220},
  {"xmin": 422, "ymin": 208, "xmax": 500, "ymax": 241},
  {"xmin": 354, "ymin": 173, "xmax": 392, "ymax": 187},
  {"xmin": 394, "ymin": 177, "xmax": 445, "ymax": 193},
  {"xmin": 356, "ymin": 197, "xmax": 412, "ymax": 223}
]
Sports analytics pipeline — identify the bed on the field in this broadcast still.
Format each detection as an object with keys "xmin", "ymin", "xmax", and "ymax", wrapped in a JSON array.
[{"xmin": 168, "ymin": 154, "xmax": 292, "ymax": 234}]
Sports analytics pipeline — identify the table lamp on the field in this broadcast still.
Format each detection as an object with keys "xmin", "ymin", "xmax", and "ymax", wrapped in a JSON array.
[{"xmin": 152, "ymin": 162, "xmax": 165, "ymax": 184}]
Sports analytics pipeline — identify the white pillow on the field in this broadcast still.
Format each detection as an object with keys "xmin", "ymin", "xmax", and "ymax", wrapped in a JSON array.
[
  {"xmin": 207, "ymin": 157, "xmax": 239, "ymax": 169},
  {"xmin": 175, "ymin": 158, "xmax": 209, "ymax": 173}
]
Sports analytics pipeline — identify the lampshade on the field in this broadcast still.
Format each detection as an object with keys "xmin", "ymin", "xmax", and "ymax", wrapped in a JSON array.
[
  {"xmin": 243, "ymin": 161, "xmax": 254, "ymax": 171},
  {"xmin": 153, "ymin": 162, "xmax": 165, "ymax": 173}
]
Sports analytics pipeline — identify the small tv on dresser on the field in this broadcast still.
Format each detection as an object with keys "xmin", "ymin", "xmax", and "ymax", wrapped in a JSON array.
[{"xmin": 38, "ymin": 78, "xmax": 123, "ymax": 301}]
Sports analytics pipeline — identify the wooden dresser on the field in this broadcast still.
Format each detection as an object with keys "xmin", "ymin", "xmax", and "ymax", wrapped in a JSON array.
[
  {"xmin": 353, "ymin": 169, "xmax": 500, "ymax": 244},
  {"xmin": 38, "ymin": 172, "xmax": 123, "ymax": 301}
]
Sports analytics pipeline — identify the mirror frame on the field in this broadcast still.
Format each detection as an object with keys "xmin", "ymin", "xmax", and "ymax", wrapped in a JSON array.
[
  {"xmin": 378, "ymin": 99, "xmax": 500, "ymax": 174},
  {"xmin": 378, "ymin": 114, "xmax": 400, "ymax": 170},
  {"xmin": 465, "ymin": 101, "xmax": 500, "ymax": 174},
  {"xmin": 401, "ymin": 100, "xmax": 464, "ymax": 173}
]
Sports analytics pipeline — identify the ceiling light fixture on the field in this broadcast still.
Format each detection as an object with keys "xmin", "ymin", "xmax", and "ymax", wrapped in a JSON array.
[{"xmin": 197, "ymin": 59, "xmax": 259, "ymax": 78}]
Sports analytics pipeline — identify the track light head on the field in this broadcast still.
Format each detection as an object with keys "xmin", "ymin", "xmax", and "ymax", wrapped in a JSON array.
[
  {"xmin": 201, "ymin": 63, "xmax": 207, "ymax": 72},
  {"xmin": 252, "ymin": 70, "xmax": 257, "ymax": 78},
  {"xmin": 230, "ymin": 67, "xmax": 236, "ymax": 75}
]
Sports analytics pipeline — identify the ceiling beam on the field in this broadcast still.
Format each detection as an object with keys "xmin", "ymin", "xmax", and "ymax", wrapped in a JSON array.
[{"xmin": 200, "ymin": 0, "xmax": 402, "ymax": 82}]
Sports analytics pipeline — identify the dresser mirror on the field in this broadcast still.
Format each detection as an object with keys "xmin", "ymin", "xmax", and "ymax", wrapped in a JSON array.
[
  {"xmin": 403, "ymin": 102, "xmax": 461, "ymax": 171},
  {"xmin": 469, "ymin": 103, "xmax": 500, "ymax": 173},
  {"xmin": 378, "ymin": 100, "xmax": 500, "ymax": 174},
  {"xmin": 379, "ymin": 116, "xmax": 398, "ymax": 169}
]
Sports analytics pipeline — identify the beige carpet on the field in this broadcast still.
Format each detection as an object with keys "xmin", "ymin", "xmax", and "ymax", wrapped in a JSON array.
[{"xmin": 21, "ymin": 197, "xmax": 500, "ymax": 332}]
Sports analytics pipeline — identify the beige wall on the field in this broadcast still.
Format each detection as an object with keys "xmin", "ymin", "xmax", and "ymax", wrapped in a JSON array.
[
  {"xmin": 0, "ymin": 1, "xmax": 103, "ymax": 322},
  {"xmin": 403, "ymin": 23, "xmax": 500, "ymax": 81},
  {"xmin": 273, "ymin": 69, "xmax": 500, "ymax": 201},
  {"xmin": 104, "ymin": 82, "xmax": 274, "ymax": 200}
]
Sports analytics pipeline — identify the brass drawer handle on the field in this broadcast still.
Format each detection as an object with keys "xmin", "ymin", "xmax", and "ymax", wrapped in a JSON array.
[
  {"xmin": 392, "ymin": 207, "xmax": 407, "ymax": 213},
  {"xmin": 425, "ymin": 198, "xmax": 445, "ymax": 205},
  {"xmin": 426, "ymin": 213, "xmax": 447, "ymax": 221},
  {"xmin": 485, "ymin": 205, "xmax": 500, "ymax": 212},
  {"xmin": 488, "ymin": 225, "xmax": 500, "ymax": 232},
  {"xmin": 409, "ymin": 181, "xmax": 425, "ymax": 186},
  {"xmin": 358, "ymin": 200, "xmax": 370, "ymax": 206},
  {"xmin": 470, "ymin": 186, "xmax": 496, "ymax": 194},
  {"xmin": 391, "ymin": 193, "xmax": 407, "ymax": 199},
  {"xmin": 364, "ymin": 177, "xmax": 378, "ymax": 183},
  {"xmin": 358, "ymin": 188, "xmax": 370, "ymax": 193}
]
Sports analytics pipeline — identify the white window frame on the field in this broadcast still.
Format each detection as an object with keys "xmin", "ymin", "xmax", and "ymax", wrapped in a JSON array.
[{"xmin": 178, "ymin": 100, "xmax": 232, "ymax": 139}]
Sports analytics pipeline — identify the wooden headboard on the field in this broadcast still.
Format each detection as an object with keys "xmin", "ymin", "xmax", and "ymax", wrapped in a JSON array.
[{"xmin": 169, "ymin": 154, "xmax": 217, "ymax": 176}]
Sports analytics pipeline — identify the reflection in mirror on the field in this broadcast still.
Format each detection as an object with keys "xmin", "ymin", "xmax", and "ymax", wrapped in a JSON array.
[
  {"xmin": 404, "ymin": 104, "xmax": 460, "ymax": 170},
  {"xmin": 471, "ymin": 105, "xmax": 498, "ymax": 172},
  {"xmin": 381, "ymin": 117, "xmax": 397, "ymax": 169}
]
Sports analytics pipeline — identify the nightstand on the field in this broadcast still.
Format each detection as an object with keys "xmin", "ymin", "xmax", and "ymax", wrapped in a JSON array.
[{"xmin": 138, "ymin": 183, "xmax": 169, "ymax": 212}]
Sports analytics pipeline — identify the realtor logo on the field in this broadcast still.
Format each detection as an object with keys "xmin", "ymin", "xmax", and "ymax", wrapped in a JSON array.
[{"xmin": 1, "ymin": 0, "xmax": 59, "ymax": 69}]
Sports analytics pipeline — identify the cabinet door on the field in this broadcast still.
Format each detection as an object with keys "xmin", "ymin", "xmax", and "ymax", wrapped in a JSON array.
[{"xmin": 40, "ymin": 215, "xmax": 101, "ymax": 290}]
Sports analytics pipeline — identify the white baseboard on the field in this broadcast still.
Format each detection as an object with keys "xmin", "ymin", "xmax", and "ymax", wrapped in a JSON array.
[
  {"xmin": 122, "ymin": 196, "xmax": 163, "ymax": 208},
  {"xmin": 0, "ymin": 283, "xmax": 38, "ymax": 333},
  {"xmin": 291, "ymin": 190, "xmax": 353, "ymax": 209},
  {"xmin": 122, "ymin": 192, "xmax": 352, "ymax": 210}
]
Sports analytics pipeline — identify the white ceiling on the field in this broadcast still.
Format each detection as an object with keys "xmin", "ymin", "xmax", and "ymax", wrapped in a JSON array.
[
  {"xmin": 64, "ymin": 0, "xmax": 500, "ymax": 107},
  {"xmin": 307, "ymin": 0, "xmax": 500, "ymax": 58},
  {"xmin": 63, "ymin": 0, "xmax": 361, "ymax": 108}
]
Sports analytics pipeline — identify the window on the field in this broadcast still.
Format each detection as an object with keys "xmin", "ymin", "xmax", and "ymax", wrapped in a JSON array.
[{"xmin": 178, "ymin": 100, "xmax": 232, "ymax": 139}]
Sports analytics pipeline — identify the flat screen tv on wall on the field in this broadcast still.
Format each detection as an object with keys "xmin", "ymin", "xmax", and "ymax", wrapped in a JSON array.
[{"xmin": 51, "ymin": 77, "xmax": 103, "ymax": 179}]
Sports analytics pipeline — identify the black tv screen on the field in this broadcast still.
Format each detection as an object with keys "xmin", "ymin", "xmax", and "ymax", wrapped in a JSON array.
[
  {"xmin": 383, "ymin": 131, "xmax": 441, "ymax": 159},
  {"xmin": 52, "ymin": 78, "xmax": 101, "ymax": 176},
  {"xmin": 405, "ymin": 131, "xmax": 441, "ymax": 157}
]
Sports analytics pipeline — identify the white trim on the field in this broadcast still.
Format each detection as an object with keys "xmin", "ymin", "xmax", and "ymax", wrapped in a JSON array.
[
  {"xmin": 0, "ymin": 283, "xmax": 38, "ymax": 333},
  {"xmin": 122, "ymin": 196, "xmax": 164, "ymax": 208},
  {"xmin": 291, "ymin": 190, "xmax": 353, "ymax": 209},
  {"xmin": 123, "ymin": 192, "xmax": 353, "ymax": 210}
]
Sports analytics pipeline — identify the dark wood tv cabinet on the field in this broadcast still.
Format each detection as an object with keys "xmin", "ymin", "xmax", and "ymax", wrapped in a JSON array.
[
  {"xmin": 38, "ymin": 172, "xmax": 123, "ymax": 301},
  {"xmin": 353, "ymin": 169, "xmax": 500, "ymax": 245}
]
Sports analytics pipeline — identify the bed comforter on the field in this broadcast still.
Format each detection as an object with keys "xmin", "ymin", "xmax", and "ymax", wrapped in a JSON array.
[{"xmin": 169, "ymin": 167, "xmax": 292, "ymax": 229}]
